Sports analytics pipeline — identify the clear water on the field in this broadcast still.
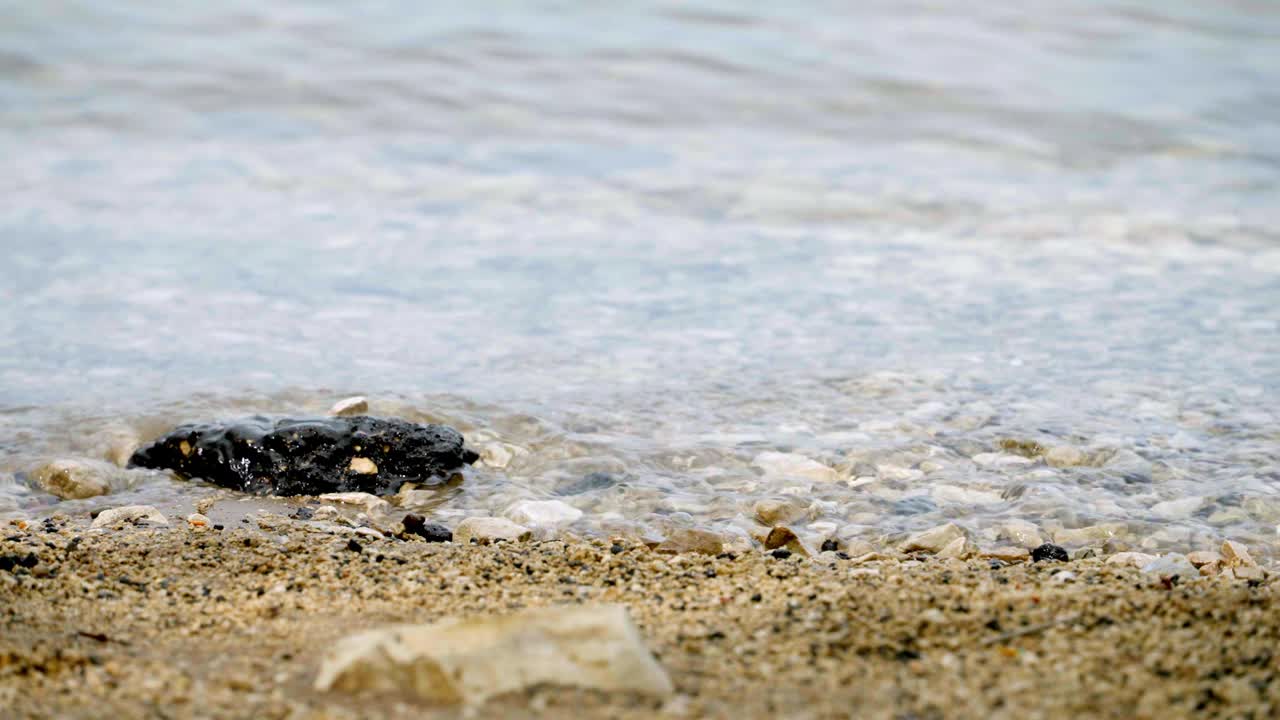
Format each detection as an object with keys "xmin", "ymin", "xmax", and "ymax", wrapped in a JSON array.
[{"xmin": 2, "ymin": 2, "xmax": 1278, "ymax": 556}]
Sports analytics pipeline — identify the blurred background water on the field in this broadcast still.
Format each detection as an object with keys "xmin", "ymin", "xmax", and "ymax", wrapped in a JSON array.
[{"xmin": 1, "ymin": 1, "xmax": 1278, "ymax": 553}]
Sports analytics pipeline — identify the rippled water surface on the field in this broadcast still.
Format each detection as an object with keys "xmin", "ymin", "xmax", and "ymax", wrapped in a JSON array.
[{"xmin": 2, "ymin": 2, "xmax": 1278, "ymax": 556}]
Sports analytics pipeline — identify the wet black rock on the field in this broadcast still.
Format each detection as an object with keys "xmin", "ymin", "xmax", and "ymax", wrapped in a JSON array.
[
  {"xmin": 401, "ymin": 513, "xmax": 452, "ymax": 543},
  {"xmin": 770, "ymin": 549, "xmax": 792, "ymax": 560},
  {"xmin": 1031, "ymin": 543, "xmax": 1070, "ymax": 563},
  {"xmin": 820, "ymin": 538, "xmax": 839, "ymax": 553},
  {"xmin": 129, "ymin": 416, "xmax": 479, "ymax": 496}
]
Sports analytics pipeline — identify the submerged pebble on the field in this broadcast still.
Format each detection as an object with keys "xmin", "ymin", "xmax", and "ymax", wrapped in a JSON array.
[{"xmin": 29, "ymin": 460, "xmax": 111, "ymax": 500}]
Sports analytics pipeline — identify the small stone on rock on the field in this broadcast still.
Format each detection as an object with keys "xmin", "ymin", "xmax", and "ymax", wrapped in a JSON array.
[{"xmin": 329, "ymin": 396, "xmax": 369, "ymax": 417}]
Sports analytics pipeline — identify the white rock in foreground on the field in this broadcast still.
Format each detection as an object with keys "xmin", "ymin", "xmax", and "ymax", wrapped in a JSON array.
[
  {"xmin": 315, "ymin": 604, "xmax": 673, "ymax": 704},
  {"xmin": 902, "ymin": 523, "xmax": 967, "ymax": 554},
  {"xmin": 329, "ymin": 396, "xmax": 369, "ymax": 417},
  {"xmin": 30, "ymin": 459, "xmax": 111, "ymax": 500},
  {"xmin": 751, "ymin": 452, "xmax": 838, "ymax": 483},
  {"xmin": 91, "ymin": 505, "xmax": 169, "ymax": 529},
  {"xmin": 505, "ymin": 500, "xmax": 583, "ymax": 527},
  {"xmin": 454, "ymin": 517, "xmax": 531, "ymax": 545}
]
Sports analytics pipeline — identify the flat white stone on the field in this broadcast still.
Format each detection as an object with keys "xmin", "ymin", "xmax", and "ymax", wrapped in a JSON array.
[
  {"xmin": 931, "ymin": 485, "xmax": 1003, "ymax": 506},
  {"xmin": 751, "ymin": 452, "xmax": 838, "ymax": 483},
  {"xmin": 1105, "ymin": 552, "xmax": 1157, "ymax": 568},
  {"xmin": 91, "ymin": 505, "xmax": 169, "ymax": 529},
  {"xmin": 971, "ymin": 453, "xmax": 1033, "ymax": 469},
  {"xmin": 454, "ymin": 517, "xmax": 531, "ymax": 544},
  {"xmin": 319, "ymin": 492, "xmax": 390, "ymax": 516},
  {"xmin": 505, "ymin": 500, "xmax": 583, "ymax": 527},
  {"xmin": 902, "ymin": 523, "xmax": 966, "ymax": 554},
  {"xmin": 315, "ymin": 604, "xmax": 673, "ymax": 704},
  {"xmin": 1149, "ymin": 496, "xmax": 1204, "ymax": 520}
]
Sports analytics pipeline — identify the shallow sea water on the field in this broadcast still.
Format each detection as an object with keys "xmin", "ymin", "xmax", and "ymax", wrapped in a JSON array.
[{"xmin": 1, "ymin": 2, "xmax": 1278, "ymax": 556}]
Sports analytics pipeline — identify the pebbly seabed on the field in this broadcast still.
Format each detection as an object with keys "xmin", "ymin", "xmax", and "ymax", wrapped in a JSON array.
[{"xmin": 2, "ymin": 390, "xmax": 1279, "ymax": 568}]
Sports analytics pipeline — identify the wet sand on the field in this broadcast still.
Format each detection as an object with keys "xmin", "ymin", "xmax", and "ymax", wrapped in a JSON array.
[{"xmin": 1, "ymin": 517, "xmax": 1276, "ymax": 719}]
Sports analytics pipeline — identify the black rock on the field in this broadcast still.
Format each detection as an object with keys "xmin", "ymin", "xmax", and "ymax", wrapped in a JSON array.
[
  {"xmin": 346, "ymin": 539, "xmax": 363, "ymax": 553},
  {"xmin": 129, "ymin": 415, "xmax": 478, "ymax": 496},
  {"xmin": 820, "ymin": 538, "xmax": 839, "ymax": 553},
  {"xmin": 770, "ymin": 549, "xmax": 792, "ymax": 560},
  {"xmin": 1031, "ymin": 543, "xmax": 1070, "ymax": 563},
  {"xmin": 609, "ymin": 543, "xmax": 624, "ymax": 555},
  {"xmin": 402, "ymin": 513, "xmax": 452, "ymax": 543},
  {"xmin": 290, "ymin": 507, "xmax": 315, "ymax": 521}
]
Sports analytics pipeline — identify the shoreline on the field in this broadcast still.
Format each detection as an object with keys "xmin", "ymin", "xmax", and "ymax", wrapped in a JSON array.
[{"xmin": 2, "ymin": 515, "xmax": 1277, "ymax": 718}]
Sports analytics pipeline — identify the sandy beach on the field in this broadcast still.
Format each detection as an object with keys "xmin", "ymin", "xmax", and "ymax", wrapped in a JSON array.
[{"xmin": 2, "ymin": 514, "xmax": 1276, "ymax": 719}]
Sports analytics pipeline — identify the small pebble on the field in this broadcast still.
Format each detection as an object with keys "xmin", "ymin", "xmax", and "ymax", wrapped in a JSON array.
[
  {"xmin": 820, "ymin": 538, "xmax": 839, "ymax": 553},
  {"xmin": 346, "ymin": 539, "xmax": 363, "ymax": 553},
  {"xmin": 770, "ymin": 549, "xmax": 792, "ymax": 560}
]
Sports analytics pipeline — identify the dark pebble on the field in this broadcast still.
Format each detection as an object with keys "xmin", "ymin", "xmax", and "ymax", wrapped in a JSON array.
[
  {"xmin": 836, "ymin": 551, "xmax": 851, "ymax": 560},
  {"xmin": 18, "ymin": 552, "xmax": 37, "ymax": 569},
  {"xmin": 988, "ymin": 559, "xmax": 1007, "ymax": 569},
  {"xmin": 820, "ymin": 538, "xmax": 839, "ymax": 553},
  {"xmin": 402, "ymin": 514, "xmax": 452, "ymax": 543},
  {"xmin": 704, "ymin": 568, "xmax": 717, "ymax": 578},
  {"xmin": 770, "ymin": 549, "xmax": 792, "ymax": 560},
  {"xmin": 610, "ymin": 544, "xmax": 624, "ymax": 555},
  {"xmin": 291, "ymin": 507, "xmax": 315, "ymax": 521},
  {"xmin": 750, "ymin": 593, "xmax": 763, "ymax": 602},
  {"xmin": 555, "ymin": 471, "xmax": 618, "ymax": 496},
  {"xmin": 213, "ymin": 524, "xmax": 224, "ymax": 531},
  {"xmin": 346, "ymin": 539, "xmax": 362, "ymax": 553},
  {"xmin": 1031, "ymin": 543, "xmax": 1070, "ymax": 563}
]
